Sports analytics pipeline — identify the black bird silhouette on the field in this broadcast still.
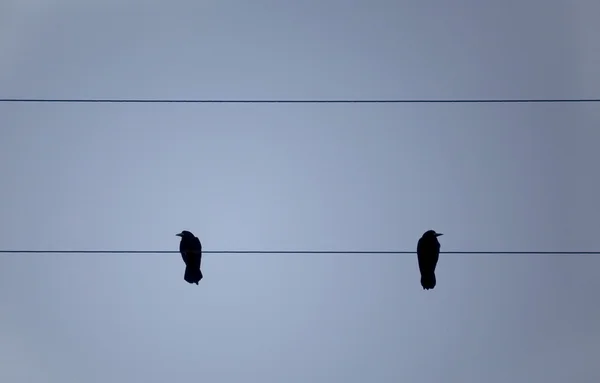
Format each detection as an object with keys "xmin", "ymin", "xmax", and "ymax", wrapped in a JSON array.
[
  {"xmin": 176, "ymin": 230, "xmax": 203, "ymax": 284},
  {"xmin": 417, "ymin": 230, "xmax": 443, "ymax": 290}
]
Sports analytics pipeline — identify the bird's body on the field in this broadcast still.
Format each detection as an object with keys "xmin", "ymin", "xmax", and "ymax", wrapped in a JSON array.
[
  {"xmin": 417, "ymin": 230, "xmax": 442, "ymax": 290},
  {"xmin": 176, "ymin": 230, "xmax": 203, "ymax": 284}
]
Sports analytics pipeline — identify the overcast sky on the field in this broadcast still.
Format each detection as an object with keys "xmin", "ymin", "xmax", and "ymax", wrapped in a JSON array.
[{"xmin": 1, "ymin": 1, "xmax": 599, "ymax": 382}]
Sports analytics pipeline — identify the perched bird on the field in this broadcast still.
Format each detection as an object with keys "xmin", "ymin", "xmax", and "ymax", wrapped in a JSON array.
[
  {"xmin": 417, "ymin": 230, "xmax": 443, "ymax": 290},
  {"xmin": 176, "ymin": 230, "xmax": 203, "ymax": 284}
]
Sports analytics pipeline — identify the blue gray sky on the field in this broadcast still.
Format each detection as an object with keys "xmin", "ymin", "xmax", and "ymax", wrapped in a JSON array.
[{"xmin": 1, "ymin": 1, "xmax": 600, "ymax": 382}]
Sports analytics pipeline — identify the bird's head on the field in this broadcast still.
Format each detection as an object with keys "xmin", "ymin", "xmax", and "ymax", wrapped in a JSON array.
[
  {"xmin": 423, "ymin": 230, "xmax": 443, "ymax": 238},
  {"xmin": 176, "ymin": 230, "xmax": 194, "ymax": 238}
]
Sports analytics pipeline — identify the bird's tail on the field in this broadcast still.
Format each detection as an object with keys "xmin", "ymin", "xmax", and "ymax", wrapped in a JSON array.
[
  {"xmin": 184, "ymin": 267, "xmax": 203, "ymax": 285},
  {"xmin": 421, "ymin": 273, "xmax": 436, "ymax": 290}
]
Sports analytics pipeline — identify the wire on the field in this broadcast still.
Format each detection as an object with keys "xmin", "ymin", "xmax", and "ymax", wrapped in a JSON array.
[
  {"xmin": 0, "ymin": 250, "xmax": 598, "ymax": 254},
  {"xmin": 1, "ymin": 98, "xmax": 600, "ymax": 104}
]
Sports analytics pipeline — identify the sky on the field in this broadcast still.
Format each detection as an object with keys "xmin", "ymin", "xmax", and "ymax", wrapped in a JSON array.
[{"xmin": 1, "ymin": 1, "xmax": 600, "ymax": 382}]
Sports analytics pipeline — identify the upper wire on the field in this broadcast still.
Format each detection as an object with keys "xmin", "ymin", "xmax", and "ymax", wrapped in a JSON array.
[
  {"xmin": 1, "ymin": 98, "xmax": 600, "ymax": 104},
  {"xmin": 0, "ymin": 250, "xmax": 598, "ymax": 255}
]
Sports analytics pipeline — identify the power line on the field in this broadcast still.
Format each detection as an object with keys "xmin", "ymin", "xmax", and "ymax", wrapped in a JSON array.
[
  {"xmin": 0, "ymin": 250, "xmax": 598, "ymax": 255},
  {"xmin": 1, "ymin": 98, "xmax": 600, "ymax": 104}
]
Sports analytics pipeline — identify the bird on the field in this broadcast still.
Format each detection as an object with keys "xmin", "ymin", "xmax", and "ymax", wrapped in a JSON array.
[
  {"xmin": 417, "ymin": 230, "xmax": 443, "ymax": 290},
  {"xmin": 176, "ymin": 230, "xmax": 203, "ymax": 284}
]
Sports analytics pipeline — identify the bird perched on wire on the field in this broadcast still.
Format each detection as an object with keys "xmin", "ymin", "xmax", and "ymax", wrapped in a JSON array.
[
  {"xmin": 417, "ymin": 230, "xmax": 443, "ymax": 290},
  {"xmin": 176, "ymin": 230, "xmax": 203, "ymax": 284}
]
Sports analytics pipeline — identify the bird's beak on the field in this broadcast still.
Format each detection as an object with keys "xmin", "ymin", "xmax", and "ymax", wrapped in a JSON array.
[
  {"xmin": 436, "ymin": 233, "xmax": 443, "ymax": 236},
  {"xmin": 176, "ymin": 233, "xmax": 182, "ymax": 237}
]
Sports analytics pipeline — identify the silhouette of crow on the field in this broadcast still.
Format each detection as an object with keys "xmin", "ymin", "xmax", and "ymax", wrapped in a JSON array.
[
  {"xmin": 176, "ymin": 230, "xmax": 203, "ymax": 284},
  {"xmin": 417, "ymin": 230, "xmax": 443, "ymax": 290}
]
